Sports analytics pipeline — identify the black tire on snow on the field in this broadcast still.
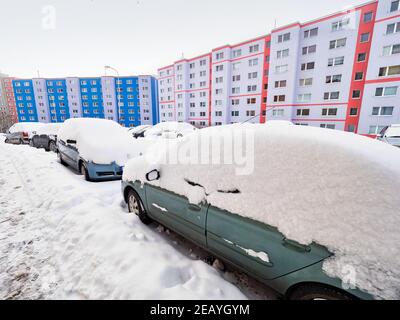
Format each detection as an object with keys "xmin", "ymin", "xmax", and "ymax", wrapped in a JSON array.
[
  {"xmin": 127, "ymin": 189, "xmax": 153, "ymax": 225},
  {"xmin": 288, "ymin": 284, "xmax": 356, "ymax": 301}
]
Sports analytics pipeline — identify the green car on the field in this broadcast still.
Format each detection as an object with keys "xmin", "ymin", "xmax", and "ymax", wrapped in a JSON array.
[{"xmin": 121, "ymin": 172, "xmax": 373, "ymax": 300}]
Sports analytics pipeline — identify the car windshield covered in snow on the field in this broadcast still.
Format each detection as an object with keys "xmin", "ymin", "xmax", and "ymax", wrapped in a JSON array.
[
  {"xmin": 123, "ymin": 123, "xmax": 400, "ymax": 300},
  {"xmin": 58, "ymin": 118, "xmax": 145, "ymax": 166}
]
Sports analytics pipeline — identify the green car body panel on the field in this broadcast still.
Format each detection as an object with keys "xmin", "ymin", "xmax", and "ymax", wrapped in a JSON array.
[{"xmin": 122, "ymin": 180, "xmax": 373, "ymax": 300}]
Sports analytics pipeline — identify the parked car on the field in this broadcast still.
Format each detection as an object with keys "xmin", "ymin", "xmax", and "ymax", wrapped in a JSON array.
[
  {"xmin": 30, "ymin": 123, "xmax": 61, "ymax": 152},
  {"xmin": 57, "ymin": 118, "xmax": 145, "ymax": 182},
  {"xmin": 122, "ymin": 124, "xmax": 400, "ymax": 300},
  {"xmin": 8, "ymin": 122, "xmax": 45, "ymax": 144},
  {"xmin": 377, "ymin": 124, "xmax": 400, "ymax": 148},
  {"xmin": 144, "ymin": 122, "xmax": 197, "ymax": 139},
  {"xmin": 128, "ymin": 125, "xmax": 152, "ymax": 139},
  {"xmin": 4, "ymin": 132, "xmax": 25, "ymax": 145}
]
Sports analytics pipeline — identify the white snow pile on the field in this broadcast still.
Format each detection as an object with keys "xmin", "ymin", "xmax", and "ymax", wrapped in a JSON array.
[
  {"xmin": 36, "ymin": 123, "xmax": 62, "ymax": 136},
  {"xmin": 123, "ymin": 123, "xmax": 400, "ymax": 299},
  {"xmin": 58, "ymin": 118, "xmax": 148, "ymax": 166},
  {"xmin": 144, "ymin": 121, "xmax": 197, "ymax": 139},
  {"xmin": 8, "ymin": 122, "xmax": 45, "ymax": 135}
]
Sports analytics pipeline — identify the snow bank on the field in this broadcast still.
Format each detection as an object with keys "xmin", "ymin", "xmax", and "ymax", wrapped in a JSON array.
[
  {"xmin": 123, "ymin": 124, "xmax": 400, "ymax": 299},
  {"xmin": 36, "ymin": 123, "xmax": 62, "ymax": 136},
  {"xmin": 58, "ymin": 118, "xmax": 148, "ymax": 166},
  {"xmin": 8, "ymin": 122, "xmax": 45, "ymax": 134}
]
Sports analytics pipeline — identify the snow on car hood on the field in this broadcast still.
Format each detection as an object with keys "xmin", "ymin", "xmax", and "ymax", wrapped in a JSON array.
[
  {"xmin": 9, "ymin": 122, "xmax": 45, "ymax": 134},
  {"xmin": 58, "ymin": 118, "xmax": 148, "ymax": 166},
  {"xmin": 123, "ymin": 124, "xmax": 400, "ymax": 299},
  {"xmin": 36, "ymin": 123, "xmax": 62, "ymax": 136}
]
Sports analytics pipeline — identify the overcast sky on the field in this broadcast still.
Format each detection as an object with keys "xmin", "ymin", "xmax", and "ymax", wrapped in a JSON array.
[{"xmin": 0, "ymin": 0, "xmax": 368, "ymax": 79}]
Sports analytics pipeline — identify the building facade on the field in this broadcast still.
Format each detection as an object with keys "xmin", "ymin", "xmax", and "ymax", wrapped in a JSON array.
[
  {"xmin": 157, "ymin": 0, "xmax": 400, "ymax": 135},
  {"xmin": 12, "ymin": 75, "xmax": 159, "ymax": 127}
]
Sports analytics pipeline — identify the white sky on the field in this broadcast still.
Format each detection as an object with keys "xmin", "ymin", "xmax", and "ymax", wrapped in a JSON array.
[{"xmin": 0, "ymin": 0, "xmax": 368, "ymax": 78}]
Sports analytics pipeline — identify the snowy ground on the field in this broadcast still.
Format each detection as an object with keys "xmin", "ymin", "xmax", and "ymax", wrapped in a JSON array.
[{"xmin": 0, "ymin": 140, "xmax": 278, "ymax": 300}]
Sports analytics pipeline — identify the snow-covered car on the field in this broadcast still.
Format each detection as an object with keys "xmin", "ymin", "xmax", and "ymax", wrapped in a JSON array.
[
  {"xmin": 144, "ymin": 122, "xmax": 197, "ymax": 139},
  {"xmin": 4, "ymin": 132, "xmax": 25, "ymax": 145},
  {"xmin": 377, "ymin": 124, "xmax": 400, "ymax": 148},
  {"xmin": 30, "ymin": 123, "xmax": 62, "ymax": 152},
  {"xmin": 128, "ymin": 125, "xmax": 152, "ymax": 139},
  {"xmin": 122, "ymin": 124, "xmax": 400, "ymax": 300},
  {"xmin": 57, "ymin": 118, "xmax": 146, "ymax": 182},
  {"xmin": 8, "ymin": 122, "xmax": 46, "ymax": 144}
]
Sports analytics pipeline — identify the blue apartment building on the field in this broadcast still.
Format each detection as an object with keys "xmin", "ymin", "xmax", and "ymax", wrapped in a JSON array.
[{"xmin": 12, "ymin": 75, "xmax": 159, "ymax": 127}]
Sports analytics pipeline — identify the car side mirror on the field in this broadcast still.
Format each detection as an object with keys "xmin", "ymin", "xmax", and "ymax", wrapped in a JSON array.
[
  {"xmin": 146, "ymin": 169, "xmax": 160, "ymax": 182},
  {"xmin": 66, "ymin": 139, "xmax": 77, "ymax": 144}
]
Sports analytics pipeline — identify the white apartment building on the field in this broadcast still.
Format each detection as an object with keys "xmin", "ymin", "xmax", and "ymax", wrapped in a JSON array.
[{"xmin": 158, "ymin": 0, "xmax": 400, "ymax": 136}]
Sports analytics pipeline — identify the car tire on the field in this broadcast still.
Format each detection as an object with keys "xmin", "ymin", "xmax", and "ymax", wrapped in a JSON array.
[
  {"xmin": 80, "ymin": 162, "xmax": 92, "ymax": 182},
  {"xmin": 29, "ymin": 140, "xmax": 34, "ymax": 147},
  {"xmin": 58, "ymin": 152, "xmax": 67, "ymax": 166},
  {"xmin": 19, "ymin": 139, "xmax": 24, "ymax": 145},
  {"xmin": 177, "ymin": 134, "xmax": 183, "ymax": 138},
  {"xmin": 127, "ymin": 189, "xmax": 152, "ymax": 225},
  {"xmin": 288, "ymin": 284, "xmax": 356, "ymax": 301},
  {"xmin": 49, "ymin": 141, "xmax": 56, "ymax": 153},
  {"xmin": 4, "ymin": 139, "xmax": 9, "ymax": 144}
]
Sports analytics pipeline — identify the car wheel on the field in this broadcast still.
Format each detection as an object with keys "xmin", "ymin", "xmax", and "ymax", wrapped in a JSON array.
[
  {"xmin": 49, "ymin": 141, "xmax": 56, "ymax": 153},
  {"xmin": 19, "ymin": 139, "xmax": 24, "ymax": 145},
  {"xmin": 4, "ymin": 139, "xmax": 9, "ymax": 144},
  {"xmin": 288, "ymin": 284, "xmax": 356, "ymax": 301},
  {"xmin": 58, "ymin": 152, "xmax": 67, "ymax": 166},
  {"xmin": 177, "ymin": 134, "xmax": 183, "ymax": 138},
  {"xmin": 127, "ymin": 189, "xmax": 152, "ymax": 225},
  {"xmin": 80, "ymin": 162, "xmax": 91, "ymax": 182}
]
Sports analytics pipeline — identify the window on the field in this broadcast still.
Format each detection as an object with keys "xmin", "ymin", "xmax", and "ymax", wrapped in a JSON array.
[
  {"xmin": 299, "ymin": 78, "xmax": 313, "ymax": 86},
  {"xmin": 190, "ymin": 73, "xmax": 195, "ymax": 79},
  {"xmin": 247, "ymin": 85, "xmax": 257, "ymax": 92},
  {"xmin": 232, "ymin": 99, "xmax": 240, "ymax": 106},
  {"xmin": 383, "ymin": 44, "xmax": 400, "ymax": 56},
  {"xmin": 275, "ymin": 80, "xmax": 287, "ymax": 88},
  {"xmin": 232, "ymin": 49, "xmax": 242, "ymax": 58},
  {"xmin": 232, "ymin": 87, "xmax": 240, "ymax": 94},
  {"xmin": 357, "ymin": 53, "xmax": 367, "ymax": 62},
  {"xmin": 320, "ymin": 124, "xmax": 336, "ymax": 129},
  {"xmin": 216, "ymin": 77, "xmax": 223, "ymax": 83},
  {"xmin": 330, "ymin": 38, "xmax": 347, "ymax": 49},
  {"xmin": 363, "ymin": 12, "xmax": 373, "ymax": 23},
  {"xmin": 247, "ymin": 98, "xmax": 257, "ymax": 104},
  {"xmin": 273, "ymin": 95, "xmax": 285, "ymax": 102},
  {"xmin": 200, "ymin": 70, "xmax": 206, "ymax": 77},
  {"xmin": 352, "ymin": 90, "xmax": 361, "ymax": 99},
  {"xmin": 249, "ymin": 58, "xmax": 259, "ymax": 67},
  {"xmin": 369, "ymin": 125, "xmax": 387, "ymax": 135},
  {"xmin": 272, "ymin": 109, "xmax": 284, "ymax": 117},
  {"xmin": 297, "ymin": 93, "xmax": 311, "ymax": 102},
  {"xmin": 375, "ymin": 86, "xmax": 398, "ymax": 96},
  {"xmin": 276, "ymin": 64, "xmax": 288, "ymax": 73},
  {"xmin": 328, "ymin": 56, "xmax": 344, "ymax": 66},
  {"xmin": 246, "ymin": 111, "xmax": 256, "ymax": 117},
  {"xmin": 372, "ymin": 106, "xmax": 394, "ymax": 116},
  {"xmin": 302, "ymin": 45, "xmax": 317, "ymax": 55},
  {"xmin": 391, "ymin": 0, "xmax": 400, "ymax": 12},
  {"xmin": 301, "ymin": 62, "xmax": 315, "ymax": 70},
  {"xmin": 355, "ymin": 72, "xmax": 364, "ymax": 81},
  {"xmin": 332, "ymin": 18, "xmax": 350, "ymax": 31},
  {"xmin": 216, "ymin": 52, "xmax": 224, "ymax": 60},
  {"xmin": 200, "ymin": 59, "xmax": 207, "ymax": 66},
  {"xmin": 296, "ymin": 109, "xmax": 310, "ymax": 116},
  {"xmin": 360, "ymin": 33, "xmax": 370, "ymax": 43},
  {"xmin": 248, "ymin": 72, "xmax": 258, "ymax": 79},
  {"xmin": 349, "ymin": 108, "xmax": 358, "ymax": 116},
  {"xmin": 232, "ymin": 62, "xmax": 241, "ymax": 70},
  {"xmin": 216, "ymin": 65, "xmax": 224, "ymax": 72},
  {"xmin": 189, "ymin": 63, "xmax": 195, "ymax": 69},
  {"xmin": 326, "ymin": 74, "xmax": 342, "ymax": 83},
  {"xmin": 231, "ymin": 111, "xmax": 239, "ymax": 117},
  {"xmin": 232, "ymin": 75, "xmax": 241, "ymax": 82},
  {"xmin": 304, "ymin": 28, "xmax": 318, "ymax": 38},
  {"xmin": 386, "ymin": 22, "xmax": 400, "ymax": 34},
  {"xmin": 278, "ymin": 32, "xmax": 291, "ymax": 43},
  {"xmin": 379, "ymin": 65, "xmax": 400, "ymax": 77},
  {"xmin": 249, "ymin": 44, "xmax": 260, "ymax": 53},
  {"xmin": 277, "ymin": 49, "xmax": 289, "ymax": 58},
  {"xmin": 324, "ymin": 92, "xmax": 340, "ymax": 100},
  {"xmin": 322, "ymin": 108, "xmax": 338, "ymax": 116}
]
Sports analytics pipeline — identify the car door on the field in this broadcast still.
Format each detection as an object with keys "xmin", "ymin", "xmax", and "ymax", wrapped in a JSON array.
[
  {"xmin": 206, "ymin": 206, "xmax": 331, "ymax": 281},
  {"xmin": 145, "ymin": 184, "xmax": 207, "ymax": 248},
  {"xmin": 60, "ymin": 139, "xmax": 79, "ymax": 168}
]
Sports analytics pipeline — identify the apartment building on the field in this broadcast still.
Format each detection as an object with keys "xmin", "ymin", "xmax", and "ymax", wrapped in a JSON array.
[
  {"xmin": 12, "ymin": 75, "xmax": 159, "ymax": 127},
  {"xmin": 157, "ymin": 0, "xmax": 400, "ymax": 135}
]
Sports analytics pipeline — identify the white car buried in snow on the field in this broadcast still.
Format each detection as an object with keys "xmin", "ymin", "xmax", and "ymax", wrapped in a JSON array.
[{"xmin": 144, "ymin": 122, "xmax": 197, "ymax": 139}]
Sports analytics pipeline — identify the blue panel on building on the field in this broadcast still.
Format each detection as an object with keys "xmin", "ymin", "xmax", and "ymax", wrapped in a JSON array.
[
  {"xmin": 116, "ymin": 77, "xmax": 141, "ymax": 127},
  {"xmin": 12, "ymin": 79, "xmax": 38, "ymax": 122},
  {"xmin": 79, "ymin": 78, "xmax": 105, "ymax": 118},
  {"xmin": 46, "ymin": 79, "xmax": 70, "ymax": 123}
]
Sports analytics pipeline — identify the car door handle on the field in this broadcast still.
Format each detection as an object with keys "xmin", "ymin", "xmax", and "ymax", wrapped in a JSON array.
[
  {"xmin": 282, "ymin": 238, "xmax": 311, "ymax": 252},
  {"xmin": 188, "ymin": 204, "xmax": 201, "ymax": 212}
]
